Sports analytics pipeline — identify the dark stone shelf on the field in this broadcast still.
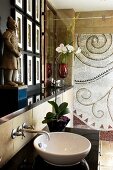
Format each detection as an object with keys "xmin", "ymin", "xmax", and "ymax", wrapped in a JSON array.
[{"xmin": 0, "ymin": 86, "xmax": 73, "ymax": 124}]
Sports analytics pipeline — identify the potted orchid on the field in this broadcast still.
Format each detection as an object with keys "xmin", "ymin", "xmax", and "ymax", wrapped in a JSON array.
[{"xmin": 42, "ymin": 100, "xmax": 70, "ymax": 132}]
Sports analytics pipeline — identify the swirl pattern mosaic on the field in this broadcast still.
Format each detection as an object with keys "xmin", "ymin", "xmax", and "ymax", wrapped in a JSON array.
[{"xmin": 74, "ymin": 33, "xmax": 113, "ymax": 130}]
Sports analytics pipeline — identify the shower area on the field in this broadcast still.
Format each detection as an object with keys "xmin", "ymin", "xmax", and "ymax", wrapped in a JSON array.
[{"xmin": 73, "ymin": 11, "xmax": 113, "ymax": 137}]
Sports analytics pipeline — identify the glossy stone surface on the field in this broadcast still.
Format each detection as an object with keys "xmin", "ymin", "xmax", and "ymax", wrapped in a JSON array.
[{"xmin": 1, "ymin": 127, "xmax": 99, "ymax": 170}]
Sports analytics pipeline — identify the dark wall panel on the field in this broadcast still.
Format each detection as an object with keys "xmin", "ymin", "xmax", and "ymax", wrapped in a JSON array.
[{"xmin": 0, "ymin": 0, "xmax": 10, "ymax": 33}]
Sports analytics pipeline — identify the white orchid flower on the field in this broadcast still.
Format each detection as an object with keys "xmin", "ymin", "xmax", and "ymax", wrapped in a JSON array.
[
  {"xmin": 75, "ymin": 47, "xmax": 81, "ymax": 54},
  {"xmin": 56, "ymin": 43, "xmax": 77, "ymax": 63},
  {"xmin": 66, "ymin": 44, "xmax": 75, "ymax": 53},
  {"xmin": 56, "ymin": 43, "xmax": 67, "ymax": 54}
]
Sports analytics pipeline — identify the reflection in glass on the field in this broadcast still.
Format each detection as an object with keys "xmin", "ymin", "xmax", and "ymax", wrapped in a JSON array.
[
  {"xmin": 15, "ymin": 0, "xmax": 22, "ymax": 8},
  {"xmin": 36, "ymin": 25, "xmax": 40, "ymax": 53},
  {"xmin": 28, "ymin": 97, "xmax": 33, "ymax": 105},
  {"xmin": 17, "ymin": 54, "xmax": 23, "ymax": 82},
  {"xmin": 29, "ymin": 60, "xmax": 31, "ymax": 82},
  {"xmin": 36, "ymin": 60, "xmax": 39, "ymax": 80},
  {"xmin": 15, "ymin": 11, "xmax": 22, "ymax": 48},
  {"xmin": 27, "ymin": 55, "xmax": 32, "ymax": 85},
  {"xmin": 36, "ymin": 57, "xmax": 40, "ymax": 84},
  {"xmin": 27, "ymin": 0, "xmax": 32, "ymax": 16},
  {"xmin": 28, "ymin": 24, "xmax": 31, "ymax": 47},
  {"xmin": 17, "ymin": 17, "xmax": 21, "ymax": 44},
  {"xmin": 46, "ymin": 63, "xmax": 52, "ymax": 78},
  {"xmin": 36, "ymin": 0, "xmax": 40, "ymax": 22},
  {"xmin": 27, "ymin": 19, "xmax": 32, "ymax": 51}
]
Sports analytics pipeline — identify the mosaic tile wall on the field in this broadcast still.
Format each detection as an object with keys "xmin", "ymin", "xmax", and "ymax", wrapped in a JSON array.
[
  {"xmin": 73, "ymin": 115, "xmax": 113, "ymax": 141},
  {"xmin": 74, "ymin": 33, "xmax": 113, "ymax": 131}
]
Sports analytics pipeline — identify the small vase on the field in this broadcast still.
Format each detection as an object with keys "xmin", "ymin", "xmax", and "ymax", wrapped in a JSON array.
[
  {"xmin": 58, "ymin": 63, "xmax": 68, "ymax": 78},
  {"xmin": 47, "ymin": 116, "xmax": 70, "ymax": 132}
]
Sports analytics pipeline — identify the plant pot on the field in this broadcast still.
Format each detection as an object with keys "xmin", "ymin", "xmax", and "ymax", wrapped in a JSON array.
[{"xmin": 47, "ymin": 116, "xmax": 70, "ymax": 132}]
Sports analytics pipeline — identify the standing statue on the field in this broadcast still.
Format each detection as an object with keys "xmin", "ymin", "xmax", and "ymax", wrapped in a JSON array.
[{"xmin": 0, "ymin": 16, "xmax": 23, "ymax": 87}]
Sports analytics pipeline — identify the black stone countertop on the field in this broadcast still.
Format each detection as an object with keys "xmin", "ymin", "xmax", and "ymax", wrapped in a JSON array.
[
  {"xmin": 1, "ymin": 127, "xmax": 99, "ymax": 170},
  {"xmin": 0, "ymin": 86, "xmax": 73, "ymax": 124}
]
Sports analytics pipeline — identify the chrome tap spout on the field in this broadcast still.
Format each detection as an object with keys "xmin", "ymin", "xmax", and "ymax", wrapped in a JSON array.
[
  {"xmin": 11, "ymin": 123, "xmax": 50, "ymax": 140},
  {"xmin": 21, "ymin": 128, "xmax": 50, "ymax": 140}
]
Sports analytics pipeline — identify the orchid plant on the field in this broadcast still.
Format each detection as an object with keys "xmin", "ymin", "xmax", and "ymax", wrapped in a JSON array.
[{"xmin": 56, "ymin": 43, "xmax": 81, "ymax": 63}]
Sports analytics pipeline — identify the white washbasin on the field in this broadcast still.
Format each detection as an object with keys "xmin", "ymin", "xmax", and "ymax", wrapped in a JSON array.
[{"xmin": 33, "ymin": 132, "xmax": 91, "ymax": 166}]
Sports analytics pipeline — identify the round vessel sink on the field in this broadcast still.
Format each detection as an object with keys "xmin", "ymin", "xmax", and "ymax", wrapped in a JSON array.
[{"xmin": 33, "ymin": 132, "xmax": 91, "ymax": 166}]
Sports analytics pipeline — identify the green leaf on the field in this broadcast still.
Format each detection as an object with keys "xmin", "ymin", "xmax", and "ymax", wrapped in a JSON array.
[
  {"xmin": 58, "ymin": 108, "xmax": 70, "ymax": 117},
  {"xmin": 42, "ymin": 112, "xmax": 55, "ymax": 124},
  {"xmin": 46, "ymin": 112, "xmax": 55, "ymax": 119},
  {"xmin": 48, "ymin": 101, "xmax": 59, "ymax": 113},
  {"xmin": 58, "ymin": 102, "xmax": 68, "ymax": 113}
]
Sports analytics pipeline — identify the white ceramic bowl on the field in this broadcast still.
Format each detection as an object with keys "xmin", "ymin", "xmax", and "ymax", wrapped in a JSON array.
[{"xmin": 33, "ymin": 132, "xmax": 91, "ymax": 166}]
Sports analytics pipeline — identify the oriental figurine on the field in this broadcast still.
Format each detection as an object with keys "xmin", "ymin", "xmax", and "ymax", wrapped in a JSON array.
[{"xmin": 0, "ymin": 16, "xmax": 24, "ymax": 87}]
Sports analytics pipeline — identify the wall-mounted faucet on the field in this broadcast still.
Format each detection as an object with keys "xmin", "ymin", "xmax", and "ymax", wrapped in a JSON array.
[
  {"xmin": 11, "ymin": 128, "xmax": 25, "ymax": 139},
  {"xmin": 11, "ymin": 123, "xmax": 50, "ymax": 140}
]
